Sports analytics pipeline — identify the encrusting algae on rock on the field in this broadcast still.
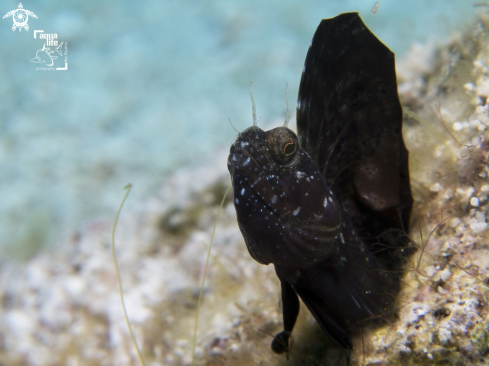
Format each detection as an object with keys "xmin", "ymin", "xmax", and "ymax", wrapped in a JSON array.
[
  {"xmin": 361, "ymin": 10, "xmax": 489, "ymax": 366},
  {"xmin": 2, "ymin": 12, "xmax": 489, "ymax": 366}
]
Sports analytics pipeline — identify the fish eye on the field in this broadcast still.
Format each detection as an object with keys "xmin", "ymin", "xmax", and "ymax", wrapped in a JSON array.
[
  {"xmin": 268, "ymin": 127, "xmax": 299, "ymax": 165},
  {"xmin": 283, "ymin": 140, "xmax": 296, "ymax": 156}
]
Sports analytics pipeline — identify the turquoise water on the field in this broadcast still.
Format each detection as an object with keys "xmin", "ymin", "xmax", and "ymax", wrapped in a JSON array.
[{"xmin": 0, "ymin": 0, "xmax": 476, "ymax": 258}]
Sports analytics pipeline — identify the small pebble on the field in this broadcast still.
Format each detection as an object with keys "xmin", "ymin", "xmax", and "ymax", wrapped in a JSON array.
[
  {"xmin": 449, "ymin": 217, "xmax": 461, "ymax": 228},
  {"xmin": 397, "ymin": 344, "xmax": 411, "ymax": 353},
  {"xmin": 464, "ymin": 82, "xmax": 475, "ymax": 91},
  {"xmin": 471, "ymin": 136, "xmax": 481, "ymax": 146},
  {"xmin": 439, "ymin": 268, "xmax": 452, "ymax": 281},
  {"xmin": 474, "ymin": 60, "xmax": 484, "ymax": 68},
  {"xmin": 425, "ymin": 266, "xmax": 437, "ymax": 277},
  {"xmin": 470, "ymin": 222, "xmax": 487, "ymax": 233},
  {"xmin": 452, "ymin": 122, "xmax": 463, "ymax": 131},
  {"xmin": 470, "ymin": 197, "xmax": 480, "ymax": 207},
  {"xmin": 430, "ymin": 183, "xmax": 441, "ymax": 192}
]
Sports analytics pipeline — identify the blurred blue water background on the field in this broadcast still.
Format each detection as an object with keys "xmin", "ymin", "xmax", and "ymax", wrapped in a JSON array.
[{"xmin": 0, "ymin": 0, "xmax": 476, "ymax": 259}]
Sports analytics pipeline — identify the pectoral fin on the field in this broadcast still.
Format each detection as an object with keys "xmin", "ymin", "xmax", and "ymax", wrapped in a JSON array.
[
  {"xmin": 295, "ymin": 286, "xmax": 352, "ymax": 350},
  {"xmin": 272, "ymin": 279, "xmax": 300, "ymax": 360}
]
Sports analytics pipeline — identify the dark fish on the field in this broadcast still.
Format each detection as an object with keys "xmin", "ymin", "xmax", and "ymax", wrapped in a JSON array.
[{"xmin": 227, "ymin": 12, "xmax": 413, "ymax": 360}]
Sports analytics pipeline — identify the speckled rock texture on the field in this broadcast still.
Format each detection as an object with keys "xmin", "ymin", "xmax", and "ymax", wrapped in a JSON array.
[
  {"xmin": 360, "ymin": 13, "xmax": 489, "ymax": 366},
  {"xmin": 2, "ymin": 13, "xmax": 489, "ymax": 366}
]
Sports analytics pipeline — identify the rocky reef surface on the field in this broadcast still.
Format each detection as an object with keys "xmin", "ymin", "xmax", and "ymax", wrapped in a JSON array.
[
  {"xmin": 2, "ymin": 13, "xmax": 489, "ymax": 366},
  {"xmin": 362, "ymin": 12, "xmax": 489, "ymax": 366}
]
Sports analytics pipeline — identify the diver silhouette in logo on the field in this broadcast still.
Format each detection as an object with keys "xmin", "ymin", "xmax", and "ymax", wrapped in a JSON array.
[
  {"xmin": 31, "ymin": 43, "xmax": 64, "ymax": 67},
  {"xmin": 3, "ymin": 3, "xmax": 37, "ymax": 32}
]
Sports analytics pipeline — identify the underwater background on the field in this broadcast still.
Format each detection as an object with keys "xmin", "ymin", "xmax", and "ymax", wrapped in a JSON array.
[
  {"xmin": 0, "ymin": 0, "xmax": 477, "ymax": 260},
  {"xmin": 3, "ymin": 1, "xmax": 489, "ymax": 365}
]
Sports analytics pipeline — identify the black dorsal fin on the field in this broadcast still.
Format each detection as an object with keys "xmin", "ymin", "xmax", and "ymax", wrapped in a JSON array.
[{"xmin": 296, "ymin": 13, "xmax": 413, "ymax": 245}]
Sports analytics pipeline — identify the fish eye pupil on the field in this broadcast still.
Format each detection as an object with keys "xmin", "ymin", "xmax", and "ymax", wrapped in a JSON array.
[{"xmin": 284, "ymin": 140, "xmax": 296, "ymax": 156}]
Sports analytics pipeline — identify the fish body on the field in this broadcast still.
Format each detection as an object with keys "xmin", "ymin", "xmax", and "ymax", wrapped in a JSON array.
[{"xmin": 227, "ymin": 12, "xmax": 413, "ymax": 357}]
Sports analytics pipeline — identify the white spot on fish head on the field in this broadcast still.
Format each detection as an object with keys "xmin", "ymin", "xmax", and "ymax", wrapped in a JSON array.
[
  {"xmin": 292, "ymin": 207, "xmax": 301, "ymax": 216},
  {"xmin": 295, "ymin": 171, "xmax": 306, "ymax": 179},
  {"xmin": 271, "ymin": 195, "xmax": 278, "ymax": 204},
  {"xmin": 241, "ymin": 188, "xmax": 245, "ymax": 196},
  {"xmin": 243, "ymin": 157, "xmax": 251, "ymax": 166},
  {"xmin": 323, "ymin": 197, "xmax": 328, "ymax": 207},
  {"xmin": 235, "ymin": 198, "xmax": 239, "ymax": 204}
]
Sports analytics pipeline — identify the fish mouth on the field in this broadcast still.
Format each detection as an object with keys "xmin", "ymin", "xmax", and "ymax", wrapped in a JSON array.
[
  {"xmin": 227, "ymin": 125, "xmax": 265, "ymax": 176},
  {"xmin": 227, "ymin": 143, "xmax": 263, "ymax": 182}
]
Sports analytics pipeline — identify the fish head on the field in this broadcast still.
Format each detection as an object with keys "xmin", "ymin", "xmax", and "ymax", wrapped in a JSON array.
[{"xmin": 228, "ymin": 125, "xmax": 341, "ymax": 266}]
